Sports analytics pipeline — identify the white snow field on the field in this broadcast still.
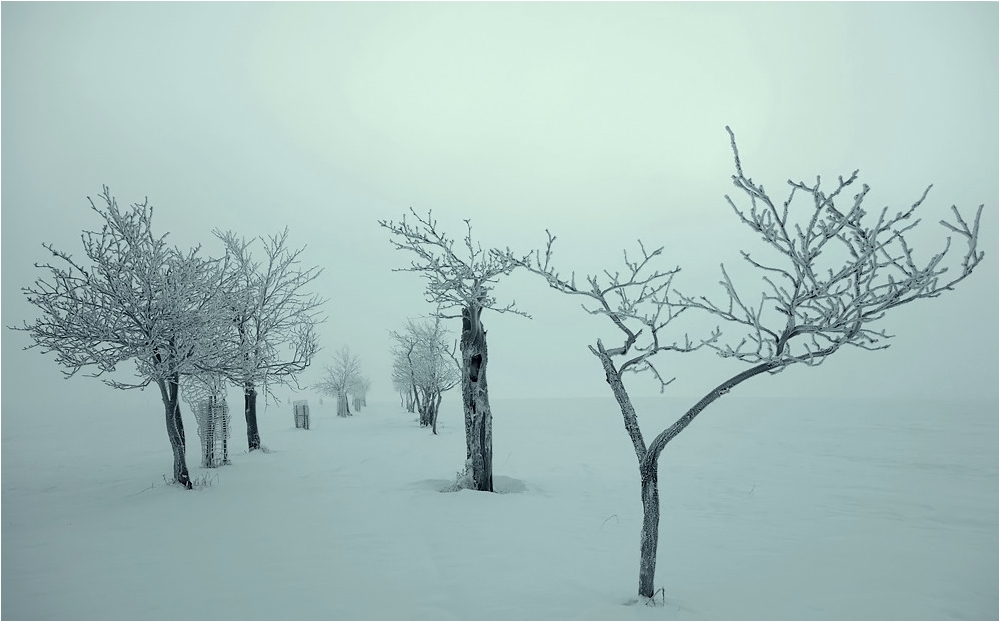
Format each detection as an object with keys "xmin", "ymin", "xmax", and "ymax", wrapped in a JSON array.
[{"xmin": 2, "ymin": 394, "xmax": 996, "ymax": 620}]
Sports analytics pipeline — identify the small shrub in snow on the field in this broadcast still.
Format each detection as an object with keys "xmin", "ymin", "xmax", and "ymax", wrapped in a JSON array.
[
  {"xmin": 442, "ymin": 460, "xmax": 475, "ymax": 492},
  {"xmin": 191, "ymin": 473, "xmax": 219, "ymax": 489}
]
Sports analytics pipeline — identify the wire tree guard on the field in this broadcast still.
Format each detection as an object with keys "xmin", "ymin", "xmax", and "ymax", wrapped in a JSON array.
[
  {"xmin": 294, "ymin": 400, "xmax": 310, "ymax": 430},
  {"xmin": 182, "ymin": 374, "xmax": 231, "ymax": 468}
]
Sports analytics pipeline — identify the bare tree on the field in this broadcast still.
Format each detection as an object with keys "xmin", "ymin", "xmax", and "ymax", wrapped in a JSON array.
[
  {"xmin": 515, "ymin": 126, "xmax": 984, "ymax": 599},
  {"xmin": 392, "ymin": 353, "xmax": 417, "ymax": 413},
  {"xmin": 349, "ymin": 376, "xmax": 371, "ymax": 412},
  {"xmin": 316, "ymin": 346, "xmax": 362, "ymax": 417},
  {"xmin": 214, "ymin": 228, "xmax": 325, "ymax": 450},
  {"xmin": 380, "ymin": 210, "xmax": 528, "ymax": 491},
  {"xmin": 512, "ymin": 236, "xmax": 716, "ymax": 600},
  {"xmin": 391, "ymin": 316, "xmax": 460, "ymax": 434},
  {"xmin": 12, "ymin": 187, "xmax": 235, "ymax": 489}
]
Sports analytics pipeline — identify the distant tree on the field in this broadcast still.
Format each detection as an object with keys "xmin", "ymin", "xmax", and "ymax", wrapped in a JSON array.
[
  {"xmin": 316, "ymin": 346, "xmax": 362, "ymax": 417},
  {"xmin": 380, "ymin": 210, "xmax": 528, "ymax": 491},
  {"xmin": 349, "ymin": 376, "xmax": 371, "ymax": 412},
  {"xmin": 392, "ymin": 360, "xmax": 416, "ymax": 412},
  {"xmin": 360, "ymin": 378, "xmax": 371, "ymax": 408},
  {"xmin": 391, "ymin": 316, "xmax": 460, "ymax": 434},
  {"xmin": 514, "ymin": 127, "xmax": 984, "ymax": 599},
  {"xmin": 214, "ymin": 228, "xmax": 325, "ymax": 451},
  {"xmin": 13, "ymin": 187, "xmax": 235, "ymax": 489}
]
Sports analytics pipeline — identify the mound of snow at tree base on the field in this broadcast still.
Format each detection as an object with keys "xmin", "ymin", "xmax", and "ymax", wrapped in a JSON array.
[{"xmin": 2, "ymin": 394, "xmax": 996, "ymax": 620}]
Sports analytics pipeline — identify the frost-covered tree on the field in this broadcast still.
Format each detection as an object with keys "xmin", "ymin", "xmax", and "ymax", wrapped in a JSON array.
[
  {"xmin": 515, "ymin": 127, "xmax": 984, "ymax": 599},
  {"xmin": 513, "ymin": 236, "xmax": 716, "ymax": 599},
  {"xmin": 214, "ymin": 228, "xmax": 325, "ymax": 450},
  {"xmin": 392, "ymin": 358, "xmax": 416, "ymax": 412},
  {"xmin": 13, "ymin": 187, "xmax": 236, "ymax": 489},
  {"xmin": 349, "ymin": 376, "xmax": 371, "ymax": 412},
  {"xmin": 391, "ymin": 316, "xmax": 460, "ymax": 434},
  {"xmin": 316, "ymin": 346, "xmax": 362, "ymax": 417},
  {"xmin": 380, "ymin": 210, "xmax": 527, "ymax": 491}
]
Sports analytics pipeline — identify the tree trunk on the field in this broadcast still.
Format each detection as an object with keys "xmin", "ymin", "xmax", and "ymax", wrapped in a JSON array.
[
  {"xmin": 633, "ymin": 361, "xmax": 781, "ymax": 598},
  {"xmin": 337, "ymin": 392, "xmax": 351, "ymax": 417},
  {"xmin": 431, "ymin": 391, "xmax": 443, "ymax": 435},
  {"xmin": 638, "ymin": 461, "xmax": 660, "ymax": 599},
  {"xmin": 418, "ymin": 387, "xmax": 435, "ymax": 427},
  {"xmin": 244, "ymin": 382, "xmax": 261, "ymax": 451},
  {"xmin": 159, "ymin": 375, "xmax": 192, "ymax": 489},
  {"xmin": 460, "ymin": 304, "xmax": 493, "ymax": 492}
]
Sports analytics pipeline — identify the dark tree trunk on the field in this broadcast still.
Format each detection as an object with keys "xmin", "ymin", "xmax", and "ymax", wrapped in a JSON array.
[
  {"xmin": 638, "ymin": 461, "xmax": 660, "ymax": 598},
  {"xmin": 244, "ymin": 382, "xmax": 261, "ymax": 451},
  {"xmin": 159, "ymin": 375, "xmax": 192, "ymax": 489},
  {"xmin": 460, "ymin": 304, "xmax": 493, "ymax": 492},
  {"xmin": 417, "ymin": 387, "xmax": 433, "ymax": 427},
  {"xmin": 617, "ymin": 356, "xmax": 780, "ymax": 599},
  {"xmin": 407, "ymin": 385, "xmax": 417, "ymax": 413},
  {"xmin": 418, "ymin": 388, "xmax": 443, "ymax": 432}
]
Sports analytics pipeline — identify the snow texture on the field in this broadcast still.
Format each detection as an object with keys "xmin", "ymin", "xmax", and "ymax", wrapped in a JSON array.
[{"xmin": 2, "ymin": 395, "xmax": 996, "ymax": 620}]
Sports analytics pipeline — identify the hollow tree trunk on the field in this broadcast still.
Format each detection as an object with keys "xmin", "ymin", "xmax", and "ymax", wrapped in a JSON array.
[
  {"xmin": 159, "ymin": 375, "xmax": 192, "ymax": 489},
  {"xmin": 461, "ymin": 304, "xmax": 493, "ymax": 492},
  {"xmin": 638, "ymin": 461, "xmax": 660, "ymax": 598},
  {"xmin": 244, "ymin": 382, "xmax": 261, "ymax": 451}
]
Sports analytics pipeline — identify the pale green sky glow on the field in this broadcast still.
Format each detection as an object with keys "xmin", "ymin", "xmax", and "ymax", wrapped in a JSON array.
[{"xmin": 2, "ymin": 2, "xmax": 997, "ymax": 415}]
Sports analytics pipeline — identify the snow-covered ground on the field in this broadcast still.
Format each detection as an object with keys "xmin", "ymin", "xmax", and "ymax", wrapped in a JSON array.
[{"xmin": 2, "ymin": 394, "xmax": 996, "ymax": 620}]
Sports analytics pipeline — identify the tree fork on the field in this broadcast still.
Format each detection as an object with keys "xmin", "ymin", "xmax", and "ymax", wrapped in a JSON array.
[{"xmin": 159, "ymin": 376, "xmax": 192, "ymax": 489}]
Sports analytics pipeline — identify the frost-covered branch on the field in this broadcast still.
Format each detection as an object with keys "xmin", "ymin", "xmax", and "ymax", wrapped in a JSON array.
[
  {"xmin": 379, "ymin": 208, "xmax": 530, "ymax": 319},
  {"xmin": 509, "ymin": 231, "xmax": 718, "ymax": 386},
  {"xmin": 315, "ymin": 345, "xmax": 363, "ymax": 416},
  {"xmin": 677, "ymin": 126, "xmax": 984, "ymax": 370},
  {"xmin": 390, "ymin": 315, "xmax": 460, "ymax": 431},
  {"xmin": 381, "ymin": 209, "xmax": 528, "ymax": 489},
  {"xmin": 213, "ymin": 227, "xmax": 326, "ymax": 400},
  {"xmin": 508, "ymin": 233, "xmax": 718, "ymax": 466},
  {"xmin": 14, "ymin": 187, "xmax": 235, "ymax": 387},
  {"xmin": 11, "ymin": 186, "xmax": 240, "ymax": 488}
]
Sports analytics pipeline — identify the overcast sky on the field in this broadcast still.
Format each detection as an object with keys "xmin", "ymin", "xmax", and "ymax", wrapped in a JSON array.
[{"xmin": 2, "ymin": 2, "xmax": 997, "ymax": 421}]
